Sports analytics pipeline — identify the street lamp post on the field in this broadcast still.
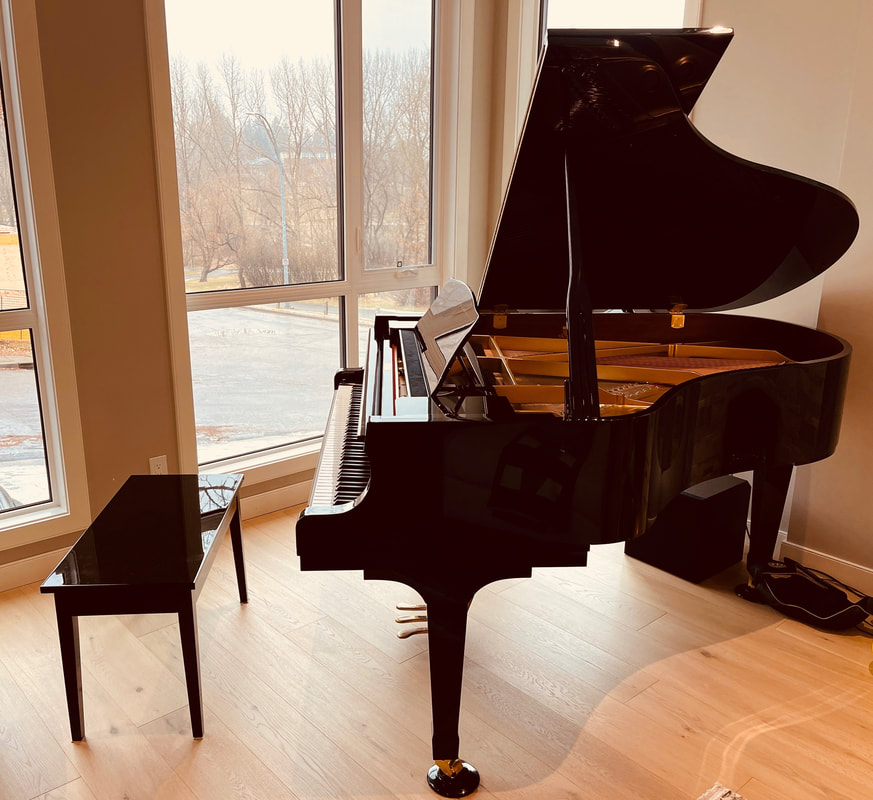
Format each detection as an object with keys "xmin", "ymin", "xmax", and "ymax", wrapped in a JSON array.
[{"xmin": 246, "ymin": 112, "xmax": 289, "ymax": 286}]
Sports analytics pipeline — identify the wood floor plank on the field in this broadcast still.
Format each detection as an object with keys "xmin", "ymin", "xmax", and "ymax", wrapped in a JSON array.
[
  {"xmin": 284, "ymin": 615, "xmax": 434, "ymax": 736},
  {"xmin": 286, "ymin": 615, "xmax": 586, "ymax": 796},
  {"xmin": 142, "ymin": 707, "xmax": 301, "ymax": 800},
  {"xmin": 76, "ymin": 615, "xmax": 189, "ymax": 727},
  {"xmin": 499, "ymin": 572, "xmax": 682, "ymax": 667},
  {"xmin": 239, "ymin": 518, "xmax": 430, "ymax": 663},
  {"xmin": 0, "ymin": 587, "xmax": 193, "ymax": 800},
  {"xmin": 738, "ymin": 777, "xmax": 818, "ymax": 800},
  {"xmin": 774, "ymin": 617, "xmax": 873, "ymax": 666},
  {"xmin": 0, "ymin": 658, "xmax": 79, "ymax": 800},
  {"xmin": 140, "ymin": 621, "xmax": 397, "ymax": 799},
  {"xmin": 203, "ymin": 541, "xmax": 325, "ymax": 636},
  {"xmin": 555, "ymin": 729, "xmax": 689, "ymax": 800},
  {"xmin": 118, "ymin": 613, "xmax": 177, "ymax": 638},
  {"xmin": 144, "ymin": 582, "xmax": 439, "ymax": 799},
  {"xmin": 635, "ymin": 632, "xmax": 866, "ymax": 729},
  {"xmin": 465, "ymin": 614, "xmax": 606, "ymax": 725},
  {"xmin": 717, "ymin": 716, "xmax": 872, "ymax": 800},
  {"xmin": 34, "ymin": 778, "xmax": 95, "ymax": 800},
  {"xmin": 33, "ymin": 778, "xmax": 99, "ymax": 800},
  {"xmin": 582, "ymin": 694, "xmax": 755, "ymax": 797},
  {"xmin": 470, "ymin": 579, "xmax": 661, "ymax": 700},
  {"xmin": 532, "ymin": 565, "xmax": 667, "ymax": 630}
]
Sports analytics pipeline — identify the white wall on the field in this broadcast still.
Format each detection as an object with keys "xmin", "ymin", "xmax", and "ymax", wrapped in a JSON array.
[
  {"xmin": 697, "ymin": 0, "xmax": 873, "ymax": 590},
  {"xmin": 694, "ymin": 0, "xmax": 859, "ymax": 328},
  {"xmin": 787, "ymin": 1, "xmax": 873, "ymax": 586}
]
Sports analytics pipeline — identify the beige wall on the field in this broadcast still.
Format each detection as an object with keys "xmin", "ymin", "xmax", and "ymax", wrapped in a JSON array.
[
  {"xmin": 789, "ymin": 1, "xmax": 873, "ymax": 576},
  {"xmin": 694, "ymin": 0, "xmax": 859, "ymax": 329},
  {"xmin": 35, "ymin": 1, "xmax": 182, "ymax": 515},
  {"xmin": 697, "ymin": 0, "xmax": 872, "ymax": 586}
]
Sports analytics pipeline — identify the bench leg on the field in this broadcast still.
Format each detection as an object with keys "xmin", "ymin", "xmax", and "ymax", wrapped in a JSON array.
[
  {"xmin": 229, "ymin": 507, "xmax": 248, "ymax": 604},
  {"xmin": 54, "ymin": 601, "xmax": 84, "ymax": 741},
  {"xmin": 178, "ymin": 596, "xmax": 204, "ymax": 738}
]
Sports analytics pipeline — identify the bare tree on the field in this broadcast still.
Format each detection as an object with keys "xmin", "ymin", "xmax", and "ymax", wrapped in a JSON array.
[{"xmin": 169, "ymin": 46, "xmax": 429, "ymax": 291}]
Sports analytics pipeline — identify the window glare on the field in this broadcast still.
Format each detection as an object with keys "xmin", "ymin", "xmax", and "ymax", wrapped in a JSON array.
[{"xmin": 547, "ymin": 0, "xmax": 685, "ymax": 28}]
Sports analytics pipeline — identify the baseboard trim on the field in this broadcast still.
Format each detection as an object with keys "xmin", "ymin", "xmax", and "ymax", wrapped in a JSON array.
[
  {"xmin": 0, "ymin": 547, "xmax": 67, "ymax": 593},
  {"xmin": 780, "ymin": 540, "xmax": 873, "ymax": 596},
  {"xmin": 240, "ymin": 481, "xmax": 311, "ymax": 520},
  {"xmin": 744, "ymin": 528, "xmax": 873, "ymax": 595}
]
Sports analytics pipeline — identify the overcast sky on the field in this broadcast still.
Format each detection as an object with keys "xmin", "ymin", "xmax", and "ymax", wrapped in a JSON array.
[
  {"xmin": 547, "ymin": 0, "xmax": 685, "ymax": 28},
  {"xmin": 165, "ymin": 0, "xmax": 431, "ymax": 69}
]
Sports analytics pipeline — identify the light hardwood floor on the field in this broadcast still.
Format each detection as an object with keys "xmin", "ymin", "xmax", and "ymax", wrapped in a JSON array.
[{"xmin": 2, "ymin": 505, "xmax": 872, "ymax": 800}]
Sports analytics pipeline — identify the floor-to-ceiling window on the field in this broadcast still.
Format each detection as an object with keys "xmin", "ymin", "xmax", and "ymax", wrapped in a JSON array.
[
  {"xmin": 0, "ymin": 0, "xmax": 87, "ymax": 542},
  {"xmin": 163, "ymin": 0, "xmax": 441, "ymax": 466}
]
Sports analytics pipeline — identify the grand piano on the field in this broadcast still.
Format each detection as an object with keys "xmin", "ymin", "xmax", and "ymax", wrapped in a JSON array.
[{"xmin": 297, "ymin": 27, "xmax": 859, "ymax": 797}]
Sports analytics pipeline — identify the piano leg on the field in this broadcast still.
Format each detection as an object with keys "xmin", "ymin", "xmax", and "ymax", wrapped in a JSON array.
[
  {"xmin": 746, "ymin": 464, "xmax": 793, "ymax": 580},
  {"xmin": 366, "ymin": 564, "xmax": 530, "ymax": 796},
  {"xmin": 423, "ymin": 590, "xmax": 480, "ymax": 798}
]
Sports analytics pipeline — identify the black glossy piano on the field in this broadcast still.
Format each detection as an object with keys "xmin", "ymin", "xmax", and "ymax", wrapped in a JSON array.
[{"xmin": 297, "ymin": 28, "xmax": 858, "ymax": 797}]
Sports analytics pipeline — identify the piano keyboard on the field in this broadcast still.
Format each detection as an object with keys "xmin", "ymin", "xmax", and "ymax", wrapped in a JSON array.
[{"xmin": 309, "ymin": 382, "xmax": 370, "ymax": 507}]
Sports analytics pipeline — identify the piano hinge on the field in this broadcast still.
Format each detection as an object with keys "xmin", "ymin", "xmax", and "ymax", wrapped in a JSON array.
[
  {"xmin": 669, "ymin": 302, "xmax": 687, "ymax": 329},
  {"xmin": 493, "ymin": 304, "xmax": 509, "ymax": 330}
]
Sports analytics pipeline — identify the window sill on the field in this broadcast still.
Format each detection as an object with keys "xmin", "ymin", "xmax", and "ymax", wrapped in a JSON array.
[
  {"xmin": 0, "ymin": 499, "xmax": 90, "ymax": 552},
  {"xmin": 200, "ymin": 439, "xmax": 320, "ymax": 520}
]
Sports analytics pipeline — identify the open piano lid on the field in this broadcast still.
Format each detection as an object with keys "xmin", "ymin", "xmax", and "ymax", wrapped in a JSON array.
[{"xmin": 477, "ymin": 28, "xmax": 859, "ymax": 315}]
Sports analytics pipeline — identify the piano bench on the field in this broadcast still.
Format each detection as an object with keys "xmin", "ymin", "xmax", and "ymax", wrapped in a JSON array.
[{"xmin": 625, "ymin": 475, "xmax": 751, "ymax": 583}]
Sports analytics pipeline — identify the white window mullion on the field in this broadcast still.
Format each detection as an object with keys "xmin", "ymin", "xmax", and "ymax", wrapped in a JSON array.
[
  {"xmin": 339, "ymin": 0, "xmax": 364, "ymax": 366},
  {"xmin": 185, "ymin": 281, "xmax": 352, "ymax": 313},
  {"xmin": 432, "ymin": 0, "xmax": 460, "ymax": 288}
]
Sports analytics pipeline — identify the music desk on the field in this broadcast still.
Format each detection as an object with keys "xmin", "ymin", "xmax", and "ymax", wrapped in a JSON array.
[{"xmin": 41, "ymin": 473, "xmax": 246, "ymax": 741}]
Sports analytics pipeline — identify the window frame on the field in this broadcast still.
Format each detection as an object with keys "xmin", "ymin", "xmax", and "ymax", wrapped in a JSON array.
[
  {"xmin": 146, "ymin": 0, "xmax": 455, "ymax": 483},
  {"xmin": 0, "ymin": 0, "xmax": 89, "ymax": 547}
]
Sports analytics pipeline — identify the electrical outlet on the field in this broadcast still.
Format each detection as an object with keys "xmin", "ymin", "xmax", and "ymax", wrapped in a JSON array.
[{"xmin": 149, "ymin": 455, "xmax": 168, "ymax": 475}]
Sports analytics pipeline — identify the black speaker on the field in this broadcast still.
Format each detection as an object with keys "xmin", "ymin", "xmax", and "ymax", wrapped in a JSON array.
[{"xmin": 624, "ymin": 475, "xmax": 751, "ymax": 583}]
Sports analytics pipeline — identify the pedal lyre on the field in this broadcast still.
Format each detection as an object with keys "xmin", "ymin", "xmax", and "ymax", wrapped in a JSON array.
[{"xmin": 396, "ymin": 603, "xmax": 427, "ymax": 639}]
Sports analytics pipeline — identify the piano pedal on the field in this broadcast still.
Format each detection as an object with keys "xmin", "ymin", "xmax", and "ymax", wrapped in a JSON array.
[
  {"xmin": 397, "ymin": 626, "xmax": 428, "ymax": 639},
  {"xmin": 396, "ymin": 602, "xmax": 427, "ymax": 611},
  {"xmin": 396, "ymin": 613, "xmax": 428, "ymax": 624}
]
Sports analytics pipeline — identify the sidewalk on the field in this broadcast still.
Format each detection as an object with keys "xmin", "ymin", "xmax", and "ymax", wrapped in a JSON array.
[{"xmin": 0, "ymin": 355, "xmax": 31, "ymax": 370}]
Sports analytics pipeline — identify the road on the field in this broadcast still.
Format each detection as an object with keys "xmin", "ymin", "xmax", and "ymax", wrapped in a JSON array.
[{"xmin": 188, "ymin": 304, "xmax": 344, "ymax": 463}]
